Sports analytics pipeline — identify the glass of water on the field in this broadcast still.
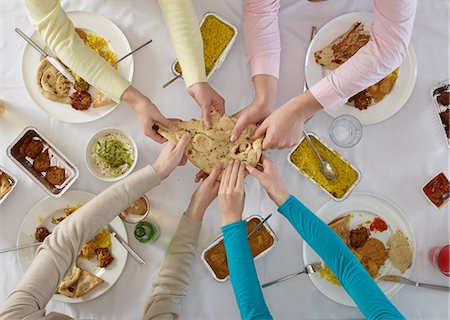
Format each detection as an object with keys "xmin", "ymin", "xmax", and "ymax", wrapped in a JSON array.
[{"xmin": 329, "ymin": 115, "xmax": 363, "ymax": 148}]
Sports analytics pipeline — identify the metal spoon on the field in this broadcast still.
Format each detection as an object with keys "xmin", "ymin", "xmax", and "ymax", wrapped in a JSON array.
[
  {"xmin": 162, "ymin": 74, "xmax": 182, "ymax": 88},
  {"xmin": 303, "ymin": 130, "xmax": 337, "ymax": 180}
]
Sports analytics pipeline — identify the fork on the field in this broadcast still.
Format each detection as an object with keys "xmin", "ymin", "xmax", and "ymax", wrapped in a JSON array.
[{"xmin": 262, "ymin": 262, "xmax": 323, "ymax": 288}]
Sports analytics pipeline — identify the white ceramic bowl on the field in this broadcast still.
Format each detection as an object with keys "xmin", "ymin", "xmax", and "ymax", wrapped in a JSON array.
[{"xmin": 85, "ymin": 128, "xmax": 138, "ymax": 182}]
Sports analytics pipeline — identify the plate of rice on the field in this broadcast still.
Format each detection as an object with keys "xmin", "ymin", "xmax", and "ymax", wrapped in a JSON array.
[{"xmin": 21, "ymin": 11, "xmax": 134, "ymax": 123}]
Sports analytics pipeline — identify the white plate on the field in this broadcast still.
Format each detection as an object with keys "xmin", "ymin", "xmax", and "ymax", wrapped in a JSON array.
[
  {"xmin": 21, "ymin": 11, "xmax": 134, "ymax": 123},
  {"xmin": 17, "ymin": 191, "xmax": 128, "ymax": 303},
  {"xmin": 305, "ymin": 12, "xmax": 417, "ymax": 125},
  {"xmin": 303, "ymin": 193, "xmax": 415, "ymax": 307}
]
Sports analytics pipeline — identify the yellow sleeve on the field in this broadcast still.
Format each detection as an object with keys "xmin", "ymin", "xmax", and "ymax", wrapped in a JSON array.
[
  {"xmin": 22, "ymin": 0, "xmax": 131, "ymax": 102},
  {"xmin": 158, "ymin": 0, "xmax": 207, "ymax": 87}
]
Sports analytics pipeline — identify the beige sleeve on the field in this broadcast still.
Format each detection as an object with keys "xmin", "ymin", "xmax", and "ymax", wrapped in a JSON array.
[
  {"xmin": 21, "ymin": 0, "xmax": 131, "ymax": 102},
  {"xmin": 0, "ymin": 166, "xmax": 160, "ymax": 320},
  {"xmin": 158, "ymin": 0, "xmax": 207, "ymax": 87},
  {"xmin": 142, "ymin": 214, "xmax": 201, "ymax": 320}
]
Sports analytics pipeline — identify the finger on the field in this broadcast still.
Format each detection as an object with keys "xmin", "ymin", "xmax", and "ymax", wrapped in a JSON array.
[
  {"xmin": 202, "ymin": 107, "xmax": 212, "ymax": 128},
  {"xmin": 174, "ymin": 133, "xmax": 192, "ymax": 152},
  {"xmin": 251, "ymin": 121, "xmax": 268, "ymax": 140},
  {"xmin": 229, "ymin": 159, "xmax": 240, "ymax": 187},
  {"xmin": 230, "ymin": 117, "xmax": 248, "ymax": 142},
  {"xmin": 157, "ymin": 115, "xmax": 177, "ymax": 130},
  {"xmin": 221, "ymin": 160, "xmax": 233, "ymax": 190},
  {"xmin": 145, "ymin": 128, "xmax": 167, "ymax": 144},
  {"xmin": 246, "ymin": 164, "xmax": 263, "ymax": 181},
  {"xmin": 206, "ymin": 162, "xmax": 222, "ymax": 182},
  {"xmin": 236, "ymin": 161, "xmax": 246, "ymax": 189},
  {"xmin": 179, "ymin": 155, "xmax": 187, "ymax": 166},
  {"xmin": 195, "ymin": 170, "xmax": 207, "ymax": 183}
]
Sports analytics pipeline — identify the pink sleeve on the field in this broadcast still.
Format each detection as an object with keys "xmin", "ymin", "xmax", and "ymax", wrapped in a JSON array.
[
  {"xmin": 244, "ymin": 0, "xmax": 281, "ymax": 79},
  {"xmin": 310, "ymin": 0, "xmax": 417, "ymax": 110}
]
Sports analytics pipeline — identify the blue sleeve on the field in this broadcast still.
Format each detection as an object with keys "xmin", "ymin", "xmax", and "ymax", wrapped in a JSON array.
[
  {"xmin": 278, "ymin": 195, "xmax": 404, "ymax": 320},
  {"xmin": 222, "ymin": 221, "xmax": 272, "ymax": 320}
]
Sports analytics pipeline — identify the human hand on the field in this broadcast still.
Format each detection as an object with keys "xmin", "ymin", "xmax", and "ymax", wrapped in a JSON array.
[
  {"xmin": 218, "ymin": 160, "xmax": 246, "ymax": 226},
  {"xmin": 188, "ymin": 82, "xmax": 225, "ymax": 128},
  {"xmin": 152, "ymin": 133, "xmax": 191, "ymax": 181},
  {"xmin": 186, "ymin": 163, "xmax": 222, "ymax": 221},
  {"xmin": 246, "ymin": 155, "xmax": 289, "ymax": 206},
  {"xmin": 252, "ymin": 91, "xmax": 323, "ymax": 150},
  {"xmin": 122, "ymin": 86, "xmax": 176, "ymax": 143},
  {"xmin": 231, "ymin": 75, "xmax": 277, "ymax": 142}
]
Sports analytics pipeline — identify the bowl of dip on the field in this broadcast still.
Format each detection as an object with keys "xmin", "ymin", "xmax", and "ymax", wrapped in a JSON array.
[
  {"xmin": 119, "ymin": 195, "xmax": 150, "ymax": 223},
  {"xmin": 86, "ymin": 128, "xmax": 138, "ymax": 182}
]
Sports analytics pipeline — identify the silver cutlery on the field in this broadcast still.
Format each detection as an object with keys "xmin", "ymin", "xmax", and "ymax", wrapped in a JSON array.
[
  {"xmin": 248, "ymin": 214, "xmax": 272, "ymax": 238},
  {"xmin": 262, "ymin": 262, "xmax": 323, "ymax": 288},
  {"xmin": 0, "ymin": 242, "xmax": 41, "ymax": 254},
  {"xmin": 380, "ymin": 275, "xmax": 449, "ymax": 292},
  {"xmin": 106, "ymin": 224, "xmax": 145, "ymax": 265},
  {"xmin": 113, "ymin": 39, "xmax": 153, "ymax": 67},
  {"xmin": 15, "ymin": 28, "xmax": 76, "ymax": 83},
  {"xmin": 162, "ymin": 74, "xmax": 182, "ymax": 88}
]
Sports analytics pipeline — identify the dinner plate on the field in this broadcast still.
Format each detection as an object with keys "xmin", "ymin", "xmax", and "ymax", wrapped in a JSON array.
[
  {"xmin": 304, "ymin": 12, "xmax": 417, "ymax": 125},
  {"xmin": 303, "ymin": 193, "xmax": 415, "ymax": 307},
  {"xmin": 21, "ymin": 11, "xmax": 134, "ymax": 123},
  {"xmin": 17, "ymin": 191, "xmax": 128, "ymax": 303}
]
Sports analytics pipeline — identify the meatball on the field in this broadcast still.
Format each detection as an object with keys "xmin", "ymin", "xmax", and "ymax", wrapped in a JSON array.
[
  {"xmin": 33, "ymin": 149, "xmax": 50, "ymax": 172},
  {"xmin": 35, "ymin": 227, "xmax": 51, "ymax": 242},
  {"xmin": 46, "ymin": 166, "xmax": 66, "ymax": 186},
  {"xmin": 70, "ymin": 91, "xmax": 92, "ymax": 111},
  {"xmin": 24, "ymin": 139, "xmax": 44, "ymax": 159},
  {"xmin": 350, "ymin": 227, "xmax": 370, "ymax": 248},
  {"xmin": 97, "ymin": 248, "xmax": 114, "ymax": 268}
]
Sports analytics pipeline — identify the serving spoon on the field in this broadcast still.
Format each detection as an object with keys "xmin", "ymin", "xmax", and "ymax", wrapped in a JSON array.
[{"xmin": 303, "ymin": 130, "xmax": 337, "ymax": 180}]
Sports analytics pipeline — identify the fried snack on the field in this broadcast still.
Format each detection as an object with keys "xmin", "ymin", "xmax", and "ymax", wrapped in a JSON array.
[
  {"xmin": 33, "ymin": 149, "xmax": 50, "ymax": 172},
  {"xmin": 70, "ymin": 91, "xmax": 92, "ymax": 111},
  {"xmin": 92, "ymin": 90, "xmax": 114, "ymax": 108},
  {"xmin": 24, "ymin": 139, "xmax": 44, "ymax": 159},
  {"xmin": 75, "ymin": 270, "xmax": 104, "ymax": 298},
  {"xmin": 348, "ymin": 90, "xmax": 372, "ymax": 110},
  {"xmin": 74, "ymin": 78, "xmax": 89, "ymax": 92},
  {"xmin": 97, "ymin": 248, "xmax": 114, "ymax": 268},
  {"xmin": 355, "ymin": 238, "xmax": 388, "ymax": 271},
  {"xmin": 46, "ymin": 166, "xmax": 66, "ymax": 186},
  {"xmin": 157, "ymin": 112, "xmax": 262, "ymax": 180},
  {"xmin": 35, "ymin": 227, "xmax": 51, "ymax": 242},
  {"xmin": 0, "ymin": 173, "xmax": 12, "ymax": 199},
  {"xmin": 350, "ymin": 227, "xmax": 370, "ymax": 248},
  {"xmin": 437, "ymin": 92, "xmax": 450, "ymax": 106}
]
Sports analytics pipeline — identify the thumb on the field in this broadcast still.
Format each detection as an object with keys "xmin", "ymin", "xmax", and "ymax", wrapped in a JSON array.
[
  {"xmin": 202, "ymin": 108, "xmax": 212, "ymax": 129},
  {"xmin": 246, "ymin": 164, "xmax": 264, "ymax": 181},
  {"xmin": 251, "ymin": 120, "xmax": 268, "ymax": 140},
  {"xmin": 174, "ymin": 133, "xmax": 191, "ymax": 153},
  {"xmin": 230, "ymin": 117, "xmax": 248, "ymax": 142},
  {"xmin": 206, "ymin": 162, "xmax": 222, "ymax": 182},
  {"xmin": 158, "ymin": 115, "xmax": 177, "ymax": 130}
]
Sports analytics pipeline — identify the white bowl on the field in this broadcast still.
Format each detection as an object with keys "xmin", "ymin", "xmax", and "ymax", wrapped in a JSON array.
[{"xmin": 85, "ymin": 128, "xmax": 138, "ymax": 182}]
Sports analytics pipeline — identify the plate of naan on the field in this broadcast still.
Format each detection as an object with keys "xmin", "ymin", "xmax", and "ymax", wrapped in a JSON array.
[
  {"xmin": 17, "ymin": 191, "xmax": 128, "ymax": 303},
  {"xmin": 303, "ymin": 193, "xmax": 415, "ymax": 307},
  {"xmin": 21, "ymin": 11, "xmax": 134, "ymax": 123},
  {"xmin": 304, "ymin": 12, "xmax": 417, "ymax": 125}
]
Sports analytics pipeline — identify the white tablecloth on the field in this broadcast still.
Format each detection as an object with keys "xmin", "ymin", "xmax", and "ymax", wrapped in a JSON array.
[{"xmin": 1, "ymin": 0, "xmax": 449, "ymax": 319}]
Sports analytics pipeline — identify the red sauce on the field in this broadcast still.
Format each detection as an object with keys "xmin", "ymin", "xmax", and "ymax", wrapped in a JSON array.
[
  {"xmin": 423, "ymin": 172, "xmax": 450, "ymax": 208},
  {"xmin": 370, "ymin": 217, "xmax": 388, "ymax": 232}
]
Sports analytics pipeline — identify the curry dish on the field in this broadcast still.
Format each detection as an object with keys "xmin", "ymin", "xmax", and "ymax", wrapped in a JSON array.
[
  {"xmin": 290, "ymin": 136, "xmax": 359, "ymax": 199},
  {"xmin": 204, "ymin": 217, "xmax": 274, "ymax": 280},
  {"xmin": 175, "ymin": 14, "xmax": 235, "ymax": 77}
]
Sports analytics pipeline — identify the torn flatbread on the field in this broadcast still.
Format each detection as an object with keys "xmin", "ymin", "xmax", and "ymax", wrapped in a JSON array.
[
  {"xmin": 36, "ymin": 59, "xmax": 71, "ymax": 104},
  {"xmin": 387, "ymin": 229, "xmax": 412, "ymax": 273},
  {"xmin": 157, "ymin": 112, "xmax": 263, "ymax": 180}
]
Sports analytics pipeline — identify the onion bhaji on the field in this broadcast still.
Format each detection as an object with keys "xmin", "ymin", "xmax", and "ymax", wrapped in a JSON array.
[
  {"xmin": 349, "ymin": 90, "xmax": 372, "ymax": 110},
  {"xmin": 35, "ymin": 227, "xmax": 51, "ymax": 242},
  {"xmin": 97, "ymin": 248, "xmax": 114, "ymax": 268},
  {"xmin": 21, "ymin": 138, "xmax": 44, "ymax": 159},
  {"xmin": 33, "ymin": 149, "xmax": 50, "ymax": 172},
  {"xmin": 70, "ymin": 91, "xmax": 92, "ymax": 111},
  {"xmin": 46, "ymin": 166, "xmax": 66, "ymax": 186}
]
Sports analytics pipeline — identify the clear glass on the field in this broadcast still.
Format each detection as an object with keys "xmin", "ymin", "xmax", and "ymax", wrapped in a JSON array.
[{"xmin": 329, "ymin": 115, "xmax": 363, "ymax": 148}]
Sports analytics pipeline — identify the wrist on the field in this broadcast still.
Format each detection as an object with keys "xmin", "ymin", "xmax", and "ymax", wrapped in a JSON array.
[
  {"xmin": 268, "ymin": 186, "xmax": 290, "ymax": 207},
  {"xmin": 152, "ymin": 164, "xmax": 167, "ymax": 181},
  {"xmin": 185, "ymin": 203, "xmax": 205, "ymax": 222},
  {"xmin": 291, "ymin": 91, "xmax": 323, "ymax": 120},
  {"xmin": 220, "ymin": 213, "xmax": 242, "ymax": 227}
]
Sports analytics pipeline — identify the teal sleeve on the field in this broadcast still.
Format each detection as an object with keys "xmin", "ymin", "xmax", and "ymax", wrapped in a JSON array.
[
  {"xmin": 278, "ymin": 195, "xmax": 404, "ymax": 320},
  {"xmin": 222, "ymin": 221, "xmax": 272, "ymax": 320}
]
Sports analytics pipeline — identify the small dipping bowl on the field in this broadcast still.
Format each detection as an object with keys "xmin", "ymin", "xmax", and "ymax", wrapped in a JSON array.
[
  {"xmin": 134, "ymin": 220, "xmax": 160, "ymax": 244},
  {"xmin": 119, "ymin": 195, "xmax": 150, "ymax": 224},
  {"xmin": 329, "ymin": 115, "xmax": 363, "ymax": 148}
]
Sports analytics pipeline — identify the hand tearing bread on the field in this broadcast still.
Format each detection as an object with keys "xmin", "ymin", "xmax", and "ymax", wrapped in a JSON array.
[{"xmin": 157, "ymin": 112, "xmax": 263, "ymax": 180}]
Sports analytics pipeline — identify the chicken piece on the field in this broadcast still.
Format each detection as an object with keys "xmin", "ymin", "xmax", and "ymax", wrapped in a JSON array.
[
  {"xmin": 97, "ymin": 248, "xmax": 114, "ymax": 268},
  {"xmin": 350, "ymin": 227, "xmax": 370, "ymax": 248},
  {"xmin": 35, "ymin": 227, "xmax": 51, "ymax": 242}
]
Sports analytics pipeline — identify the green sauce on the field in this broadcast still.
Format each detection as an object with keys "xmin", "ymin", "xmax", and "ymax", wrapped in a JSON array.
[{"xmin": 95, "ymin": 139, "xmax": 132, "ymax": 168}]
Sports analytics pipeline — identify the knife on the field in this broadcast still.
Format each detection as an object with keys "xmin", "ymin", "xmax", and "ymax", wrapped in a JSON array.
[
  {"xmin": 0, "ymin": 242, "xmax": 41, "ymax": 254},
  {"xmin": 380, "ymin": 275, "xmax": 449, "ymax": 292},
  {"xmin": 106, "ymin": 224, "xmax": 145, "ymax": 265},
  {"xmin": 248, "ymin": 214, "xmax": 272, "ymax": 238},
  {"xmin": 15, "ymin": 28, "xmax": 76, "ymax": 83}
]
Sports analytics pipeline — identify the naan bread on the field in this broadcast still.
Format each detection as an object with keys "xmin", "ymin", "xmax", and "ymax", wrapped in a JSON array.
[
  {"xmin": 92, "ymin": 90, "xmax": 114, "ymax": 108},
  {"xmin": 157, "ymin": 113, "xmax": 263, "ymax": 180},
  {"xmin": 387, "ymin": 230, "xmax": 412, "ymax": 273},
  {"xmin": 0, "ymin": 173, "xmax": 12, "ymax": 199},
  {"xmin": 57, "ymin": 265, "xmax": 82, "ymax": 298},
  {"xmin": 36, "ymin": 59, "xmax": 71, "ymax": 104},
  {"xmin": 75, "ymin": 270, "xmax": 104, "ymax": 298},
  {"xmin": 314, "ymin": 22, "xmax": 370, "ymax": 69},
  {"xmin": 328, "ymin": 214, "xmax": 351, "ymax": 246}
]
